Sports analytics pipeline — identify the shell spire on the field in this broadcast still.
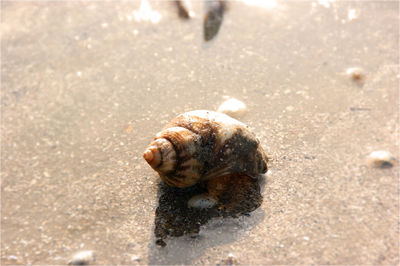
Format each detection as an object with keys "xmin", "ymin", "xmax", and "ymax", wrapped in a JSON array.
[{"xmin": 143, "ymin": 146, "xmax": 160, "ymax": 168}]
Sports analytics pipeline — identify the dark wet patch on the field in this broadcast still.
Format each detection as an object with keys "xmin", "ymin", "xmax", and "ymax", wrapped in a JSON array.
[{"xmin": 154, "ymin": 174, "xmax": 263, "ymax": 246}]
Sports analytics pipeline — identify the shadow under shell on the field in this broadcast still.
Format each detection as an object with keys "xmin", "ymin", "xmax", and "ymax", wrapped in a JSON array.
[{"xmin": 154, "ymin": 174, "xmax": 263, "ymax": 246}]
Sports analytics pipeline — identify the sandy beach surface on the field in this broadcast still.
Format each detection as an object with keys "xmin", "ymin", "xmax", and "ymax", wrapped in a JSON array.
[{"xmin": 1, "ymin": 1, "xmax": 399, "ymax": 264}]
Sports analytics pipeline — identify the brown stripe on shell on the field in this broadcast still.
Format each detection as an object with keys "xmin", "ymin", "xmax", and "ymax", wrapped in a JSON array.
[
  {"xmin": 157, "ymin": 144, "xmax": 177, "ymax": 173},
  {"xmin": 155, "ymin": 145, "xmax": 164, "ymax": 168},
  {"xmin": 156, "ymin": 127, "xmax": 198, "ymax": 159},
  {"xmin": 176, "ymin": 158, "xmax": 203, "ymax": 179},
  {"xmin": 160, "ymin": 174, "xmax": 182, "ymax": 187},
  {"xmin": 155, "ymin": 127, "xmax": 204, "ymax": 187},
  {"xmin": 166, "ymin": 114, "xmax": 222, "ymax": 174},
  {"xmin": 165, "ymin": 114, "xmax": 219, "ymax": 136},
  {"xmin": 163, "ymin": 167, "xmax": 201, "ymax": 188}
]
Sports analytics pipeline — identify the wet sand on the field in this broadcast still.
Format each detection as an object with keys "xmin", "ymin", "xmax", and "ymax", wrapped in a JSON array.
[{"xmin": 1, "ymin": 1, "xmax": 399, "ymax": 264}]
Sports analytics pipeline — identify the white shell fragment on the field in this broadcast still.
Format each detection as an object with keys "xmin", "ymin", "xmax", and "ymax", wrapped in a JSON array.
[
  {"xmin": 68, "ymin": 250, "xmax": 96, "ymax": 265},
  {"xmin": 367, "ymin": 150, "xmax": 396, "ymax": 168},
  {"xmin": 226, "ymin": 253, "xmax": 235, "ymax": 265},
  {"xmin": 346, "ymin": 67, "xmax": 365, "ymax": 82},
  {"xmin": 188, "ymin": 193, "xmax": 218, "ymax": 209},
  {"xmin": 217, "ymin": 98, "xmax": 247, "ymax": 119}
]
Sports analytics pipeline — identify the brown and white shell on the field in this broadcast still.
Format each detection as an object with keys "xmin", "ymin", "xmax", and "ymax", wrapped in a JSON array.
[{"xmin": 143, "ymin": 110, "xmax": 268, "ymax": 188}]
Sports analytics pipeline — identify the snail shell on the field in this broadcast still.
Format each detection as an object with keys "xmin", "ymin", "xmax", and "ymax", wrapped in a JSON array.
[{"xmin": 143, "ymin": 110, "xmax": 268, "ymax": 188}]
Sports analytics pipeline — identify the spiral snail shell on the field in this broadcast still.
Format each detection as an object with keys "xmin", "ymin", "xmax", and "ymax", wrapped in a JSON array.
[{"xmin": 143, "ymin": 110, "xmax": 268, "ymax": 189}]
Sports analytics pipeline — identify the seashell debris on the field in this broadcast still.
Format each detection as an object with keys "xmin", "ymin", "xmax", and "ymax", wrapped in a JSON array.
[
  {"xmin": 346, "ymin": 67, "xmax": 365, "ymax": 83},
  {"xmin": 217, "ymin": 98, "xmax": 247, "ymax": 118},
  {"xmin": 367, "ymin": 150, "xmax": 396, "ymax": 168},
  {"xmin": 68, "ymin": 250, "xmax": 96, "ymax": 265}
]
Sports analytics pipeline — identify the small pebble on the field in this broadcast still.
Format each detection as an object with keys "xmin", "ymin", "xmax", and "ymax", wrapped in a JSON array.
[
  {"xmin": 125, "ymin": 124, "xmax": 134, "ymax": 133},
  {"xmin": 367, "ymin": 150, "xmax": 396, "ymax": 168},
  {"xmin": 285, "ymin": 105, "xmax": 294, "ymax": 111},
  {"xmin": 346, "ymin": 67, "xmax": 365, "ymax": 82},
  {"xmin": 219, "ymin": 253, "xmax": 236, "ymax": 265},
  {"xmin": 226, "ymin": 253, "xmax": 235, "ymax": 265},
  {"xmin": 347, "ymin": 9, "xmax": 359, "ymax": 21},
  {"xmin": 68, "ymin": 250, "xmax": 96, "ymax": 265},
  {"xmin": 130, "ymin": 255, "xmax": 140, "ymax": 262},
  {"xmin": 217, "ymin": 98, "xmax": 247, "ymax": 119},
  {"xmin": 188, "ymin": 193, "xmax": 218, "ymax": 209}
]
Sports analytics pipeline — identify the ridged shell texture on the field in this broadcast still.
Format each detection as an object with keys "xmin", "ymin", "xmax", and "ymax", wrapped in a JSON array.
[{"xmin": 143, "ymin": 110, "xmax": 268, "ymax": 188}]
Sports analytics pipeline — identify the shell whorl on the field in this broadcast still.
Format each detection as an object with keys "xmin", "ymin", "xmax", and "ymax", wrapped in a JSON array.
[
  {"xmin": 143, "ymin": 110, "xmax": 268, "ymax": 188},
  {"xmin": 143, "ymin": 138, "xmax": 176, "ymax": 173},
  {"xmin": 143, "ymin": 126, "xmax": 203, "ymax": 188}
]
